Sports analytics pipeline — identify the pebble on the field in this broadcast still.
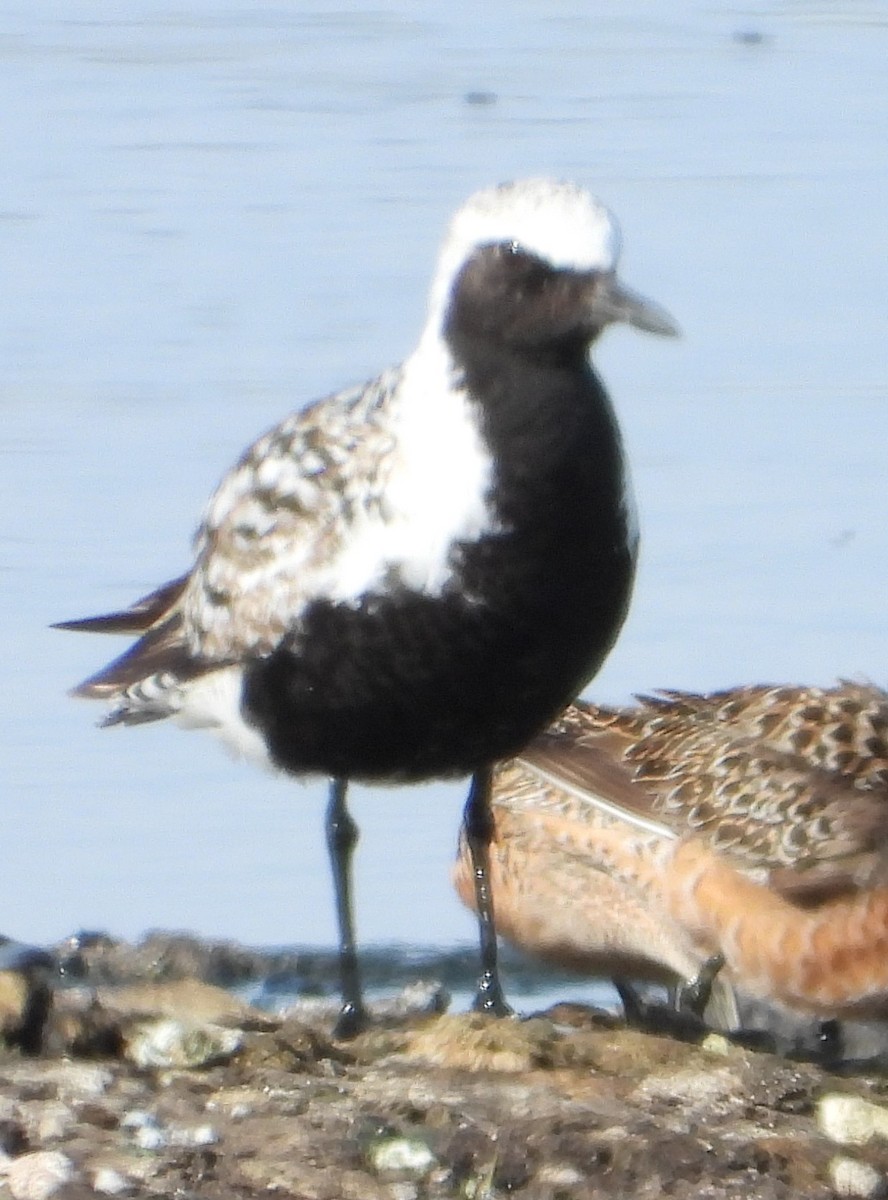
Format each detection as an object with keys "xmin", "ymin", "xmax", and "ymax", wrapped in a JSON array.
[
  {"xmin": 92, "ymin": 1166, "xmax": 133, "ymax": 1195},
  {"xmin": 388, "ymin": 1185, "xmax": 419, "ymax": 1200},
  {"xmin": 174, "ymin": 1124, "xmax": 219, "ymax": 1148},
  {"xmin": 819, "ymin": 1095, "xmax": 888, "ymax": 1146},
  {"xmin": 121, "ymin": 1109, "xmax": 219, "ymax": 1153},
  {"xmin": 829, "ymin": 1155, "xmax": 886, "ymax": 1198},
  {"xmin": 634, "ymin": 1065, "xmax": 740, "ymax": 1109},
  {"xmin": 366, "ymin": 1135, "xmax": 437, "ymax": 1176},
  {"xmin": 36, "ymin": 1103, "xmax": 74, "ymax": 1142},
  {"xmin": 133, "ymin": 1125, "xmax": 167, "ymax": 1152},
  {"xmin": 48, "ymin": 1064, "xmax": 113, "ymax": 1102},
  {"xmin": 1, "ymin": 1150, "xmax": 75, "ymax": 1200},
  {"xmin": 120, "ymin": 1110, "xmax": 156, "ymax": 1131},
  {"xmin": 537, "ymin": 1164, "xmax": 586, "ymax": 1188},
  {"xmin": 125, "ymin": 1017, "xmax": 242, "ymax": 1070},
  {"xmin": 700, "ymin": 1032, "xmax": 734, "ymax": 1057}
]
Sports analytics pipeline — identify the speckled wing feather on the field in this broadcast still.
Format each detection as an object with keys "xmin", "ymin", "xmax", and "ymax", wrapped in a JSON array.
[
  {"xmin": 515, "ymin": 683, "xmax": 888, "ymax": 898},
  {"xmin": 512, "ymin": 717, "xmax": 673, "ymax": 839},
  {"xmin": 179, "ymin": 371, "xmax": 400, "ymax": 661},
  {"xmin": 60, "ymin": 372, "xmax": 402, "ymax": 713}
]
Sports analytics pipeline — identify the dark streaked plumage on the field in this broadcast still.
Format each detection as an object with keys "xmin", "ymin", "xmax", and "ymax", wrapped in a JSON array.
[
  {"xmin": 534, "ymin": 682, "xmax": 888, "ymax": 890},
  {"xmin": 455, "ymin": 682, "xmax": 888, "ymax": 1019},
  {"xmin": 56, "ymin": 178, "xmax": 678, "ymax": 1034}
]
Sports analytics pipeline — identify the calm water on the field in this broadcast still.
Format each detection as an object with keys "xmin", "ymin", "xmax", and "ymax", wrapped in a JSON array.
[{"xmin": 2, "ymin": 3, "xmax": 887, "ymax": 971}]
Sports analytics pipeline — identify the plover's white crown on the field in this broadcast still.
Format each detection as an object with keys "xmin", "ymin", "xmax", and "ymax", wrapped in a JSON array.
[{"xmin": 423, "ymin": 178, "xmax": 621, "ymax": 334}]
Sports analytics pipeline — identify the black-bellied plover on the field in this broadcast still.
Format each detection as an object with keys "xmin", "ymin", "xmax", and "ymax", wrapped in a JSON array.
[
  {"xmin": 455, "ymin": 682, "xmax": 888, "ymax": 1019},
  {"xmin": 56, "ymin": 178, "xmax": 678, "ymax": 1035}
]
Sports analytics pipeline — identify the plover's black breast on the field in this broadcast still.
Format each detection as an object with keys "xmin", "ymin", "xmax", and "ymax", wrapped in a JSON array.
[{"xmin": 242, "ymin": 317, "xmax": 637, "ymax": 780}]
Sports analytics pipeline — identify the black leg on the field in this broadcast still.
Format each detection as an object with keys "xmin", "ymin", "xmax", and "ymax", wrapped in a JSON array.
[
  {"xmin": 675, "ymin": 953, "xmax": 725, "ymax": 1018},
  {"xmin": 325, "ymin": 777, "xmax": 367, "ymax": 1038},
  {"xmin": 613, "ymin": 978, "xmax": 646, "ymax": 1024},
  {"xmin": 814, "ymin": 1018, "xmax": 844, "ymax": 1067},
  {"xmin": 464, "ymin": 766, "xmax": 513, "ymax": 1017},
  {"xmin": 615, "ymin": 976, "xmax": 710, "ymax": 1042}
]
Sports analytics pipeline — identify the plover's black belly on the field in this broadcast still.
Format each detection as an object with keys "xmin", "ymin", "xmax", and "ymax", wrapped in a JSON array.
[
  {"xmin": 242, "ymin": 580, "xmax": 627, "ymax": 782},
  {"xmin": 242, "ymin": 366, "xmax": 635, "ymax": 782}
]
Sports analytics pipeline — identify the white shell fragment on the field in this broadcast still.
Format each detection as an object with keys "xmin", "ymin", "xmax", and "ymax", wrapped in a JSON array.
[
  {"xmin": 818, "ymin": 1094, "xmax": 888, "ymax": 1146},
  {"xmin": 829, "ymin": 1156, "xmax": 886, "ymax": 1199},
  {"xmin": 92, "ymin": 1166, "xmax": 133, "ymax": 1195},
  {"xmin": 366, "ymin": 1134, "xmax": 437, "ymax": 1177},
  {"xmin": 0, "ymin": 1151, "xmax": 75, "ymax": 1200},
  {"xmin": 124, "ymin": 1017, "xmax": 243, "ymax": 1070}
]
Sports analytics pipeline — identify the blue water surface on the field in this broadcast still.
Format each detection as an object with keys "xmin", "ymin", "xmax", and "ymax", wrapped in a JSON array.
[{"xmin": 1, "ymin": 1, "xmax": 887, "ymax": 963}]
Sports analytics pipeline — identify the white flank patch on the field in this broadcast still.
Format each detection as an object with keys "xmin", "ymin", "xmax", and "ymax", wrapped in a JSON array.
[
  {"xmin": 323, "ymin": 339, "xmax": 499, "ymax": 603},
  {"xmin": 425, "ymin": 177, "xmax": 621, "ymax": 332},
  {"xmin": 175, "ymin": 666, "xmax": 274, "ymax": 770}
]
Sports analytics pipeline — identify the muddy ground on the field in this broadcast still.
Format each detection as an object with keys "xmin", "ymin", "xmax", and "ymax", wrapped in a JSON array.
[{"xmin": 0, "ymin": 932, "xmax": 886, "ymax": 1199}]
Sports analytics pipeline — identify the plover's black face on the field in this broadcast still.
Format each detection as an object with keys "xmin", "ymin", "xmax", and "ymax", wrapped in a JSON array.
[{"xmin": 444, "ymin": 243, "xmax": 619, "ymax": 353}]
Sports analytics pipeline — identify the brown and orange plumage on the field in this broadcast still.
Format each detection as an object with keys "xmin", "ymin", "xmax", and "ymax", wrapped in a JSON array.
[{"xmin": 453, "ymin": 682, "xmax": 888, "ymax": 1018}]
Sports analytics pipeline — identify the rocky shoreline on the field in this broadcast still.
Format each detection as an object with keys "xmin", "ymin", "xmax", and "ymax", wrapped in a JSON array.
[{"xmin": 0, "ymin": 931, "xmax": 887, "ymax": 1198}]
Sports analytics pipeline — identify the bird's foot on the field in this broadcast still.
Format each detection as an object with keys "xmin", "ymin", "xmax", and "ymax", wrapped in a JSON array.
[
  {"xmin": 613, "ymin": 979, "xmax": 707, "ymax": 1042},
  {"xmin": 332, "ymin": 999, "xmax": 370, "ymax": 1040},
  {"xmin": 675, "ymin": 953, "xmax": 726, "ymax": 1019},
  {"xmin": 471, "ymin": 970, "xmax": 515, "ymax": 1019}
]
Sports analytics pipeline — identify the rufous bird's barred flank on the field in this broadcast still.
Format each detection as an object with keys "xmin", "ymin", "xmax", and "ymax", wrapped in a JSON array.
[
  {"xmin": 454, "ymin": 682, "xmax": 888, "ymax": 1020},
  {"xmin": 56, "ymin": 178, "xmax": 679, "ymax": 1036}
]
